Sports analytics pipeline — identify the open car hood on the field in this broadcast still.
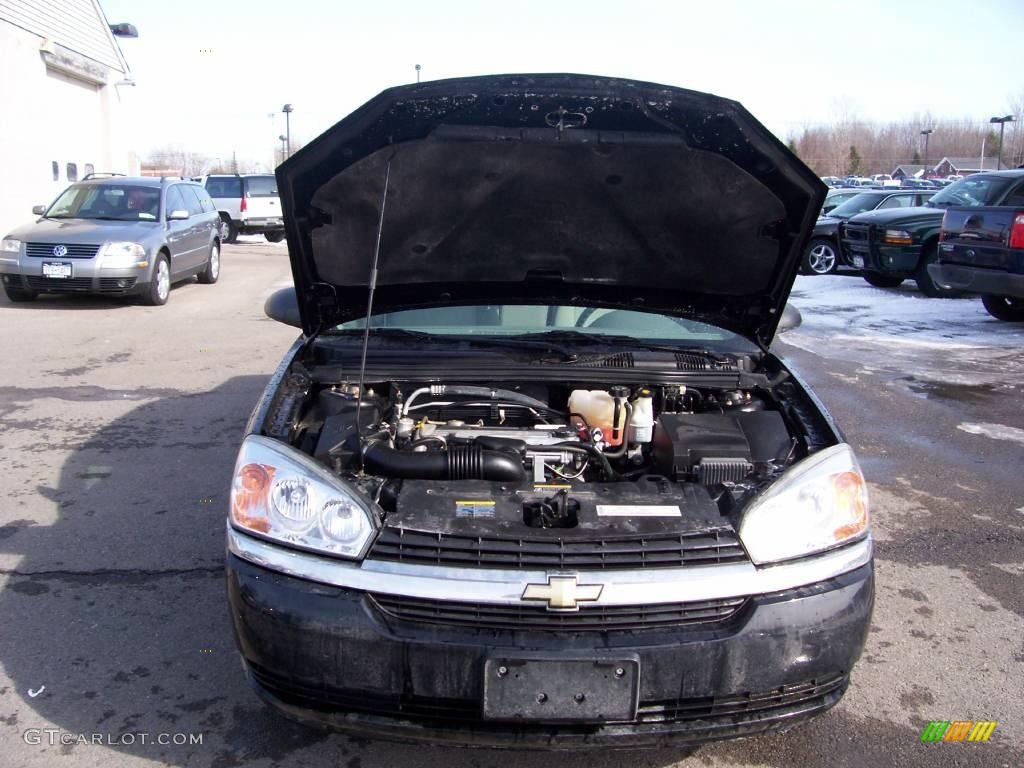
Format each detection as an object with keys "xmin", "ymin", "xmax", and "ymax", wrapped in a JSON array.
[{"xmin": 277, "ymin": 74, "xmax": 824, "ymax": 346}]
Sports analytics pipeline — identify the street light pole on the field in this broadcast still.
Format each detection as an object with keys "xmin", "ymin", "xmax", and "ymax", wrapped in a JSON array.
[
  {"xmin": 282, "ymin": 103, "xmax": 294, "ymax": 159},
  {"xmin": 920, "ymin": 128, "xmax": 934, "ymax": 177},
  {"xmin": 989, "ymin": 115, "xmax": 1014, "ymax": 170},
  {"xmin": 415, "ymin": 64, "xmax": 421, "ymax": 83},
  {"xmin": 278, "ymin": 135, "xmax": 287, "ymax": 164}
]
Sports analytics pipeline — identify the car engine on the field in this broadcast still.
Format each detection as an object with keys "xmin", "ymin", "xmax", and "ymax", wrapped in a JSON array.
[{"xmin": 266, "ymin": 373, "xmax": 804, "ymax": 534}]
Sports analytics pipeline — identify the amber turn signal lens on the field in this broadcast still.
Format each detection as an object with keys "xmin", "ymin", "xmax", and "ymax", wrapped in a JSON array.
[
  {"xmin": 240, "ymin": 463, "xmax": 270, "ymax": 492},
  {"xmin": 233, "ymin": 463, "xmax": 274, "ymax": 533},
  {"xmin": 832, "ymin": 470, "xmax": 868, "ymax": 539}
]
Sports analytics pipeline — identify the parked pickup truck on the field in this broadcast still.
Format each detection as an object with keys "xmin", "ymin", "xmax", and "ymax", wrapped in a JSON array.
[
  {"xmin": 840, "ymin": 171, "xmax": 1024, "ymax": 297},
  {"xmin": 928, "ymin": 170, "xmax": 1024, "ymax": 321}
]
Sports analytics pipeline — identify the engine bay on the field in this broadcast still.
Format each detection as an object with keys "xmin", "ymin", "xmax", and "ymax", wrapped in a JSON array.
[{"xmin": 264, "ymin": 368, "xmax": 815, "ymax": 537}]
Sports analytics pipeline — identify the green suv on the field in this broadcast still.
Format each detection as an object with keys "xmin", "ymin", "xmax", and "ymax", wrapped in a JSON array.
[{"xmin": 839, "ymin": 174, "xmax": 1022, "ymax": 297}]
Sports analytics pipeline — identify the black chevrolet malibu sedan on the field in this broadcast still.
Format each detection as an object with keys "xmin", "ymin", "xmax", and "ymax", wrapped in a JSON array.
[{"xmin": 226, "ymin": 74, "xmax": 873, "ymax": 749}]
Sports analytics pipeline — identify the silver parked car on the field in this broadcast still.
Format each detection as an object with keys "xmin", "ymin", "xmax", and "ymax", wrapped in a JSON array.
[{"xmin": 0, "ymin": 175, "xmax": 221, "ymax": 306}]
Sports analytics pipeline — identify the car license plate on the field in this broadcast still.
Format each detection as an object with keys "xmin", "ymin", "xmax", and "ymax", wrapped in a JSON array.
[
  {"xmin": 851, "ymin": 255, "xmax": 864, "ymax": 269},
  {"xmin": 483, "ymin": 655, "xmax": 639, "ymax": 722},
  {"xmin": 42, "ymin": 261, "xmax": 72, "ymax": 278}
]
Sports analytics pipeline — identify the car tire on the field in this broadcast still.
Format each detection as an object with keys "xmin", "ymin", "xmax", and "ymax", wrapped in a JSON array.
[
  {"xmin": 197, "ymin": 242, "xmax": 220, "ymax": 284},
  {"xmin": 981, "ymin": 294, "xmax": 1024, "ymax": 322},
  {"xmin": 221, "ymin": 217, "xmax": 238, "ymax": 244},
  {"xmin": 142, "ymin": 254, "xmax": 170, "ymax": 306},
  {"xmin": 914, "ymin": 244, "xmax": 962, "ymax": 298},
  {"xmin": 862, "ymin": 271, "xmax": 905, "ymax": 288},
  {"xmin": 801, "ymin": 238, "xmax": 839, "ymax": 275},
  {"xmin": 264, "ymin": 232, "xmax": 286, "ymax": 243},
  {"xmin": 3, "ymin": 283, "xmax": 38, "ymax": 302}
]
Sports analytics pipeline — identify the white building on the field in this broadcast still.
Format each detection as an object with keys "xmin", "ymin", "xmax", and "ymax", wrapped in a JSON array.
[{"xmin": 0, "ymin": 0, "xmax": 138, "ymax": 237}]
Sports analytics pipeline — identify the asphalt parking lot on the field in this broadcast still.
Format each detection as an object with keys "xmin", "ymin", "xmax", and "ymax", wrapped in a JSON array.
[{"xmin": 0, "ymin": 241, "xmax": 1021, "ymax": 767}]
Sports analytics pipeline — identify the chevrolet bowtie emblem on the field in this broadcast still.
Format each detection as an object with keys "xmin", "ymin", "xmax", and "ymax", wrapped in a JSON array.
[{"xmin": 522, "ymin": 575, "xmax": 603, "ymax": 611}]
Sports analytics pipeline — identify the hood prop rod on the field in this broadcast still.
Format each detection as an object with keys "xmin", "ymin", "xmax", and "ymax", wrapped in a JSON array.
[{"xmin": 355, "ymin": 156, "xmax": 394, "ymax": 473}]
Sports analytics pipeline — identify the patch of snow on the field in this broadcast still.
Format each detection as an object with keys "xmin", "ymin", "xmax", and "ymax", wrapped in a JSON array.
[
  {"xmin": 957, "ymin": 422, "xmax": 1024, "ymax": 445},
  {"xmin": 783, "ymin": 275, "xmax": 1024, "ymax": 386}
]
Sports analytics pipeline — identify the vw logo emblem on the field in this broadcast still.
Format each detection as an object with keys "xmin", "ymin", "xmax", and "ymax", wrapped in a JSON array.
[{"xmin": 52, "ymin": 245, "xmax": 68, "ymax": 257}]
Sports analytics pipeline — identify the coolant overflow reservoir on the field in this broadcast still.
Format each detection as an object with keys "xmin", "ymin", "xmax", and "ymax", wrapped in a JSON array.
[
  {"xmin": 630, "ymin": 389, "xmax": 655, "ymax": 444},
  {"xmin": 568, "ymin": 390, "xmax": 623, "ymax": 446}
]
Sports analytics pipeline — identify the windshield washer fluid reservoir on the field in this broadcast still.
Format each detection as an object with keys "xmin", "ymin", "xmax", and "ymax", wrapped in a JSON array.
[{"xmin": 568, "ymin": 390, "xmax": 624, "ymax": 447}]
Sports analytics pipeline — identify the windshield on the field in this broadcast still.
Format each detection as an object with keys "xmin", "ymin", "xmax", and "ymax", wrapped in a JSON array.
[
  {"xmin": 331, "ymin": 305, "xmax": 747, "ymax": 346},
  {"xmin": 46, "ymin": 184, "xmax": 161, "ymax": 221},
  {"xmin": 829, "ymin": 193, "xmax": 887, "ymax": 217},
  {"xmin": 927, "ymin": 176, "xmax": 1014, "ymax": 208}
]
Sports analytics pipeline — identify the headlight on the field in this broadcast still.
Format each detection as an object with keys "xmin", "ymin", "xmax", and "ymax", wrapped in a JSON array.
[
  {"xmin": 738, "ymin": 443, "xmax": 869, "ymax": 564},
  {"xmin": 1, "ymin": 238, "xmax": 21, "ymax": 253},
  {"xmin": 883, "ymin": 229, "xmax": 913, "ymax": 245},
  {"xmin": 229, "ymin": 435, "xmax": 378, "ymax": 559},
  {"xmin": 98, "ymin": 242, "xmax": 147, "ymax": 268}
]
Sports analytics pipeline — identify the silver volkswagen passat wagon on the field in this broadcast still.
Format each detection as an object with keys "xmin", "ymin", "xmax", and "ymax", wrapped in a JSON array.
[{"xmin": 1, "ymin": 175, "xmax": 221, "ymax": 306}]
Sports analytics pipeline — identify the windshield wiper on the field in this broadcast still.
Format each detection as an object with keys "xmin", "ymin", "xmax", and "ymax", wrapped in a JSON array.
[
  {"xmin": 324, "ymin": 328, "xmax": 436, "ymax": 342},
  {"xmin": 510, "ymin": 330, "xmax": 734, "ymax": 363},
  {"xmin": 321, "ymin": 328, "xmax": 578, "ymax": 361}
]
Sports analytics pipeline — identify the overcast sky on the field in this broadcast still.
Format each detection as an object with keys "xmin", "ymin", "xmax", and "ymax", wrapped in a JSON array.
[{"xmin": 102, "ymin": 0, "xmax": 1024, "ymax": 169}]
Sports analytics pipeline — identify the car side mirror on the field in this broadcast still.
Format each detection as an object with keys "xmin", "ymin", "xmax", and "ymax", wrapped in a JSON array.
[
  {"xmin": 264, "ymin": 287, "xmax": 302, "ymax": 328},
  {"xmin": 32, "ymin": 205, "xmax": 46, "ymax": 215},
  {"xmin": 777, "ymin": 304, "xmax": 802, "ymax": 334},
  {"xmin": 167, "ymin": 209, "xmax": 189, "ymax": 221}
]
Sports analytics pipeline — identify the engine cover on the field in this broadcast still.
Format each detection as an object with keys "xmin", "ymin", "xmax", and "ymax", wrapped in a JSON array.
[{"xmin": 652, "ymin": 411, "xmax": 791, "ymax": 481}]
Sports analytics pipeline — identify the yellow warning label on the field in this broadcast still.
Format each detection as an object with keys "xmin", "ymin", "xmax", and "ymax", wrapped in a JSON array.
[{"xmin": 455, "ymin": 500, "xmax": 495, "ymax": 517}]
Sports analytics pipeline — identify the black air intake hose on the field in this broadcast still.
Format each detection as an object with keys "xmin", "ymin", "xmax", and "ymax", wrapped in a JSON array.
[{"xmin": 362, "ymin": 440, "xmax": 524, "ymax": 481}]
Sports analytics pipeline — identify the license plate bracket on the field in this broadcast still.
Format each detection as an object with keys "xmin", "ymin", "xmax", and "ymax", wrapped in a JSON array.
[
  {"xmin": 42, "ymin": 261, "xmax": 73, "ymax": 278},
  {"xmin": 483, "ymin": 654, "xmax": 639, "ymax": 722}
]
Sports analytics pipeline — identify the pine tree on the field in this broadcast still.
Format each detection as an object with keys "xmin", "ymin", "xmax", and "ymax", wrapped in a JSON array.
[{"xmin": 847, "ymin": 145, "xmax": 862, "ymax": 176}]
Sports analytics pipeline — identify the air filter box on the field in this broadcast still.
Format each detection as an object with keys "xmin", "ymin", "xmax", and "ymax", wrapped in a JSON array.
[{"xmin": 652, "ymin": 411, "xmax": 791, "ymax": 481}]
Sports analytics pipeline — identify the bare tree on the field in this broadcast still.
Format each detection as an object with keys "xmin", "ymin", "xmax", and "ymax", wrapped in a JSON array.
[{"xmin": 141, "ymin": 144, "xmax": 211, "ymax": 177}]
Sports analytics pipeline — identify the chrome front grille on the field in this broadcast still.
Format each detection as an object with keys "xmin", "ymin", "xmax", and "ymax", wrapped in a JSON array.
[{"xmin": 25, "ymin": 243, "xmax": 101, "ymax": 259}]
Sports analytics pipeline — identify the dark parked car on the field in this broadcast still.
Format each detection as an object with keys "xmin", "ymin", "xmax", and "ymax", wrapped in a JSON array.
[
  {"xmin": 899, "ymin": 178, "xmax": 937, "ymax": 189},
  {"xmin": 0, "ymin": 176, "xmax": 221, "ymax": 305},
  {"xmin": 841, "ymin": 172, "xmax": 1024, "ymax": 296},
  {"xmin": 929, "ymin": 170, "xmax": 1024, "ymax": 320},
  {"xmin": 226, "ymin": 74, "xmax": 873, "ymax": 749},
  {"xmin": 803, "ymin": 190, "xmax": 935, "ymax": 275},
  {"xmin": 821, "ymin": 187, "xmax": 862, "ymax": 216}
]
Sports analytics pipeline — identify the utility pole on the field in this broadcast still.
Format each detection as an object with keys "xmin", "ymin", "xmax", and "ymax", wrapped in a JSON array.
[
  {"xmin": 282, "ymin": 103, "xmax": 294, "ymax": 159},
  {"xmin": 920, "ymin": 128, "xmax": 934, "ymax": 177},
  {"xmin": 990, "ymin": 115, "xmax": 1014, "ymax": 170}
]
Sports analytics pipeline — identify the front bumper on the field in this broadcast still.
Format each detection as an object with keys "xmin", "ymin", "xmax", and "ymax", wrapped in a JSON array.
[
  {"xmin": 226, "ymin": 541, "xmax": 874, "ymax": 748},
  {"xmin": 928, "ymin": 263, "xmax": 1024, "ymax": 299},
  {"xmin": 0, "ymin": 257, "xmax": 150, "ymax": 296}
]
